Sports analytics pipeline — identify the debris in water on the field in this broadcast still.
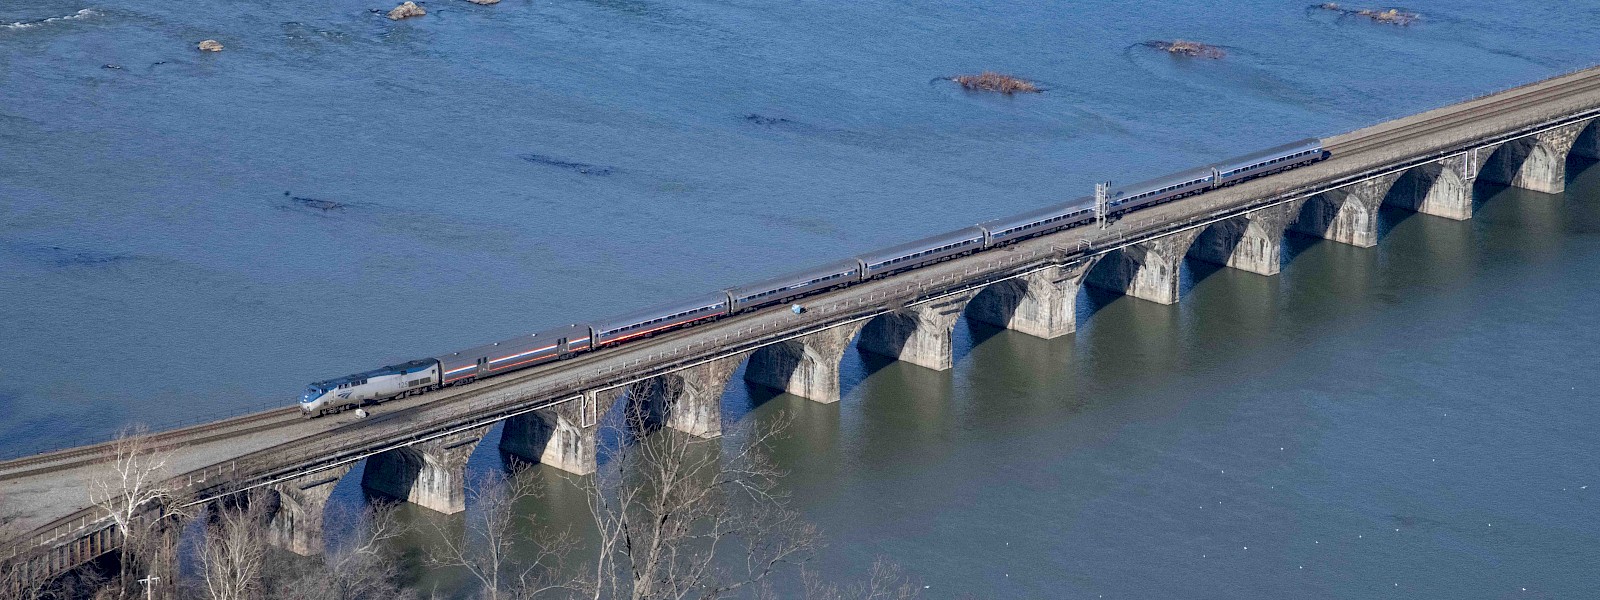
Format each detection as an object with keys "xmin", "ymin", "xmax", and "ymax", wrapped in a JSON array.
[
  {"xmin": 388, "ymin": 1, "xmax": 426, "ymax": 20},
  {"xmin": 197, "ymin": 39, "xmax": 224, "ymax": 52},
  {"xmin": 1315, "ymin": 3, "xmax": 1420, "ymax": 25},
  {"xmin": 1145, "ymin": 40, "xmax": 1226, "ymax": 59},
  {"xmin": 745, "ymin": 114, "xmax": 797, "ymax": 126},
  {"xmin": 950, "ymin": 72, "xmax": 1040, "ymax": 94},
  {"xmin": 285, "ymin": 192, "xmax": 347, "ymax": 211},
  {"xmin": 517, "ymin": 153, "xmax": 613, "ymax": 176},
  {"xmin": 102, "ymin": 64, "xmax": 122, "ymax": 70},
  {"xmin": 465, "ymin": 0, "xmax": 501, "ymax": 4}
]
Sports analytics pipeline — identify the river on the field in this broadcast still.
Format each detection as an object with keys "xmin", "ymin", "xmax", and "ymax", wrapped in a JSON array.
[{"xmin": 3, "ymin": 0, "xmax": 1598, "ymax": 596}]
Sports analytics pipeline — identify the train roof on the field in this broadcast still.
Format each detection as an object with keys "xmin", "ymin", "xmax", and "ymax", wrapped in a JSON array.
[
  {"xmin": 435, "ymin": 323, "xmax": 590, "ymax": 363},
  {"xmin": 312, "ymin": 358, "xmax": 436, "ymax": 388},
  {"xmin": 1213, "ymin": 138, "xmax": 1323, "ymax": 173},
  {"xmin": 1111, "ymin": 164, "xmax": 1217, "ymax": 199},
  {"xmin": 591, "ymin": 291, "xmax": 731, "ymax": 334},
  {"xmin": 855, "ymin": 225, "xmax": 987, "ymax": 265},
  {"xmin": 980, "ymin": 196, "xmax": 1095, "ymax": 232},
  {"xmin": 728, "ymin": 258, "xmax": 862, "ymax": 298}
]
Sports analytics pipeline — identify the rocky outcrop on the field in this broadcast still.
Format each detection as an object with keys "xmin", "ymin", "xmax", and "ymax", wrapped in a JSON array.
[{"xmin": 387, "ymin": 1, "xmax": 426, "ymax": 20}]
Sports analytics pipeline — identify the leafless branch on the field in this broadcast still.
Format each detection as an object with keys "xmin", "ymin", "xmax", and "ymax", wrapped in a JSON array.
[{"xmin": 86, "ymin": 425, "xmax": 191, "ymax": 599}]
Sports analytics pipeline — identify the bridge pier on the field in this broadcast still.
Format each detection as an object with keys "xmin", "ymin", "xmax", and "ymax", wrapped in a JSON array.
[
  {"xmin": 1384, "ymin": 156, "xmax": 1474, "ymax": 220},
  {"xmin": 361, "ymin": 426, "xmax": 488, "ymax": 514},
  {"xmin": 1290, "ymin": 172, "xmax": 1400, "ymax": 248},
  {"xmin": 500, "ymin": 392, "xmax": 612, "ymax": 475},
  {"xmin": 1187, "ymin": 206, "xmax": 1294, "ymax": 276},
  {"xmin": 744, "ymin": 322, "xmax": 865, "ymax": 403},
  {"xmin": 627, "ymin": 353, "xmax": 747, "ymax": 438},
  {"xmin": 264, "ymin": 464, "xmax": 352, "ymax": 556},
  {"xmin": 858, "ymin": 292, "xmax": 977, "ymax": 370},
  {"xmin": 1086, "ymin": 230, "xmax": 1202, "ymax": 304},
  {"xmin": 1479, "ymin": 121, "xmax": 1590, "ymax": 194},
  {"xmin": 965, "ymin": 263, "xmax": 1090, "ymax": 339}
]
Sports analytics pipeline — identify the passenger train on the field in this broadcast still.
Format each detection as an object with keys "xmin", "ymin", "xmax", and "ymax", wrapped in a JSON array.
[{"xmin": 298, "ymin": 138, "xmax": 1328, "ymax": 416}]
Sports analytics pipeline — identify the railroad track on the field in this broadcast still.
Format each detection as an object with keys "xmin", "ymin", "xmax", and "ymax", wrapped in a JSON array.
[
  {"xmin": 0, "ymin": 407, "xmax": 298, "ymax": 481},
  {"xmin": 1329, "ymin": 70, "xmax": 1600, "ymax": 156}
]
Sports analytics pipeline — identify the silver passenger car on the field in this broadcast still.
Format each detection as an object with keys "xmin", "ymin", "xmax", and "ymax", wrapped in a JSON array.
[
  {"xmin": 729, "ymin": 259, "xmax": 862, "ymax": 313},
  {"xmin": 1214, "ymin": 138, "xmax": 1324, "ymax": 185},
  {"xmin": 1108, "ymin": 165, "xmax": 1217, "ymax": 212},
  {"xmin": 437, "ymin": 323, "xmax": 592, "ymax": 385},
  {"xmin": 858, "ymin": 226, "xmax": 987, "ymax": 279},
  {"xmin": 591, "ymin": 292, "xmax": 731, "ymax": 347},
  {"xmin": 980, "ymin": 196, "xmax": 1096, "ymax": 246}
]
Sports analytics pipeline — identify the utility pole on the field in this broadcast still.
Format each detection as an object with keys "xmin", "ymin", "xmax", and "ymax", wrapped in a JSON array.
[
  {"xmin": 138, "ymin": 575, "xmax": 160, "ymax": 600},
  {"xmin": 1095, "ymin": 181, "xmax": 1111, "ymax": 229}
]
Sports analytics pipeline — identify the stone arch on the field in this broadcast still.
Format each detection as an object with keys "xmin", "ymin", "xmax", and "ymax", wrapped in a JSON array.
[
  {"xmin": 361, "ymin": 426, "xmax": 488, "ymax": 514},
  {"xmin": 1572, "ymin": 120, "xmax": 1600, "ymax": 162},
  {"xmin": 596, "ymin": 357, "xmax": 742, "ymax": 439},
  {"xmin": 262, "ymin": 464, "xmax": 352, "ymax": 556},
  {"xmin": 743, "ymin": 322, "xmax": 864, "ymax": 404},
  {"xmin": 1185, "ymin": 211, "xmax": 1290, "ymax": 276},
  {"xmin": 1083, "ymin": 229, "xmax": 1201, "ymax": 305},
  {"xmin": 963, "ymin": 262, "xmax": 1092, "ymax": 339},
  {"xmin": 1479, "ymin": 124, "xmax": 1587, "ymax": 195},
  {"xmin": 1384, "ymin": 161, "xmax": 1472, "ymax": 221},
  {"xmin": 857, "ymin": 291, "xmax": 975, "ymax": 371},
  {"xmin": 1290, "ymin": 190, "xmax": 1377, "ymax": 248}
]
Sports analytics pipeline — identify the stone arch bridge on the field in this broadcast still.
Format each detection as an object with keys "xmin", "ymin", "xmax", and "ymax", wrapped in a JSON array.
[{"xmin": 5, "ymin": 65, "xmax": 1600, "ymax": 589}]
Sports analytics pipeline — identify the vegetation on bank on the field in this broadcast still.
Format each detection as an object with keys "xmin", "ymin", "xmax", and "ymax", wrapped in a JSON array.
[
  {"xmin": 2, "ymin": 412, "xmax": 922, "ymax": 600},
  {"xmin": 951, "ymin": 72, "xmax": 1040, "ymax": 94}
]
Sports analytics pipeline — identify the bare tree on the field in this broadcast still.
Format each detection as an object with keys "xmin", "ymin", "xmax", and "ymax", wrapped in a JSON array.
[
  {"xmin": 578, "ymin": 406, "xmax": 818, "ymax": 600},
  {"xmin": 197, "ymin": 493, "xmax": 269, "ymax": 600},
  {"xmin": 797, "ymin": 558, "xmax": 920, "ymax": 600},
  {"xmin": 266, "ymin": 501, "xmax": 416, "ymax": 600},
  {"xmin": 86, "ymin": 426, "xmax": 189, "ymax": 599},
  {"xmin": 0, "ymin": 501, "xmax": 41, "ymax": 600},
  {"xmin": 426, "ymin": 469, "xmax": 574, "ymax": 600}
]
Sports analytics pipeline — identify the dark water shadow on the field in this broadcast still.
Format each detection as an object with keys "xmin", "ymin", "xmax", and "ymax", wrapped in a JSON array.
[
  {"xmin": 1177, "ymin": 257, "xmax": 1226, "ymax": 300},
  {"xmin": 1282, "ymin": 230, "xmax": 1324, "ymax": 266},
  {"xmin": 1074, "ymin": 284, "xmax": 1126, "ymax": 326},
  {"xmin": 1376, "ymin": 204, "xmax": 1420, "ymax": 241}
]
